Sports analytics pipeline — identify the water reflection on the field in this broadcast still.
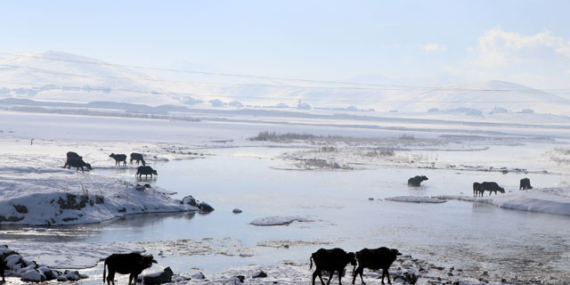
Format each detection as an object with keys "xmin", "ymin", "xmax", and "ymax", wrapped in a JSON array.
[{"xmin": 0, "ymin": 212, "xmax": 196, "ymax": 243}]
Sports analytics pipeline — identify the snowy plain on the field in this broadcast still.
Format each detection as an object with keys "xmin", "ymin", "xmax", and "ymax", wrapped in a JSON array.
[{"xmin": 1, "ymin": 109, "xmax": 570, "ymax": 284}]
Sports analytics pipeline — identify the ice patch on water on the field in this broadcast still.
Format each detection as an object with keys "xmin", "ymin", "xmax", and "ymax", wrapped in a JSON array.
[
  {"xmin": 250, "ymin": 216, "xmax": 311, "ymax": 226},
  {"xmin": 436, "ymin": 188, "xmax": 570, "ymax": 216},
  {"xmin": 385, "ymin": 196, "xmax": 447, "ymax": 204},
  {"xmin": 479, "ymin": 188, "xmax": 570, "ymax": 216}
]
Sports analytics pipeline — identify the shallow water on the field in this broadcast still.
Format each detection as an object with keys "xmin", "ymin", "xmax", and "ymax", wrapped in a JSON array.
[{"xmin": 3, "ymin": 147, "xmax": 570, "ymax": 281}]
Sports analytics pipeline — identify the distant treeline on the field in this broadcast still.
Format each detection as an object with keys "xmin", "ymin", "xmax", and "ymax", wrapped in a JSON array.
[
  {"xmin": 0, "ymin": 105, "xmax": 200, "ymax": 122},
  {"xmin": 249, "ymin": 131, "xmax": 342, "ymax": 142}
]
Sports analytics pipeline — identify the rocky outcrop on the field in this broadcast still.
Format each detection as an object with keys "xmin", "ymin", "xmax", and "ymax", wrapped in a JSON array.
[{"xmin": 0, "ymin": 245, "xmax": 87, "ymax": 282}]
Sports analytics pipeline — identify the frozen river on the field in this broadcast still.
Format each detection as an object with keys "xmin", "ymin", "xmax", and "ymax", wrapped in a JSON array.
[{"xmin": 2, "ymin": 147, "xmax": 570, "ymax": 281}]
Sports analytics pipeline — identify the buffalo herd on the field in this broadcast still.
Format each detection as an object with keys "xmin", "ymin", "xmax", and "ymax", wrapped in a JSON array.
[
  {"xmin": 310, "ymin": 247, "xmax": 402, "ymax": 285},
  {"xmin": 407, "ymin": 174, "xmax": 533, "ymax": 197},
  {"xmin": 63, "ymin": 151, "xmax": 157, "ymax": 179},
  {"xmin": 52, "ymin": 154, "xmax": 535, "ymax": 285}
]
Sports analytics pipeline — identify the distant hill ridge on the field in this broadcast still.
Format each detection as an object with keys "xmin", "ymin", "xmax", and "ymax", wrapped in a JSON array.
[{"xmin": 1, "ymin": 51, "xmax": 569, "ymax": 114}]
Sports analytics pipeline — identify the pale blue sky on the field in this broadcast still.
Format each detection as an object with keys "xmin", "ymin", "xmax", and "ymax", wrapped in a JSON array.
[{"xmin": 1, "ymin": 0, "xmax": 570, "ymax": 88}]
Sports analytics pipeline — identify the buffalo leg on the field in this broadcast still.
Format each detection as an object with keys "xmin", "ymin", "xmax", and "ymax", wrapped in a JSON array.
[
  {"xmin": 352, "ymin": 267, "xmax": 365, "ymax": 284},
  {"xmin": 313, "ymin": 269, "xmax": 325, "ymax": 285},
  {"xmin": 381, "ymin": 267, "xmax": 392, "ymax": 284},
  {"xmin": 128, "ymin": 274, "xmax": 138, "ymax": 285},
  {"xmin": 337, "ymin": 269, "xmax": 343, "ymax": 285},
  {"xmin": 107, "ymin": 271, "xmax": 115, "ymax": 285},
  {"xmin": 312, "ymin": 271, "xmax": 317, "ymax": 285},
  {"xmin": 326, "ymin": 270, "xmax": 334, "ymax": 285},
  {"xmin": 318, "ymin": 270, "xmax": 326, "ymax": 285}
]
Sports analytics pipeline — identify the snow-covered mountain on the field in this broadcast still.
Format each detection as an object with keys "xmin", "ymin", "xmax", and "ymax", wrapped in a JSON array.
[
  {"xmin": 0, "ymin": 51, "xmax": 178, "ymax": 106},
  {"xmin": 385, "ymin": 80, "xmax": 570, "ymax": 114},
  {"xmin": 1, "ymin": 51, "xmax": 569, "ymax": 115}
]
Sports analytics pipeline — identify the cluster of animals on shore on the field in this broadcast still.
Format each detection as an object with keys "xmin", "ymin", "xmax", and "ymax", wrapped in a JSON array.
[
  {"xmin": 311, "ymin": 247, "xmax": 401, "ymax": 285},
  {"xmin": 63, "ymin": 151, "xmax": 158, "ymax": 178},
  {"xmin": 407, "ymin": 175, "xmax": 533, "ymax": 197},
  {"xmin": 2, "ymin": 244, "xmax": 403, "ymax": 285},
  {"xmin": 95, "ymin": 246, "xmax": 402, "ymax": 285}
]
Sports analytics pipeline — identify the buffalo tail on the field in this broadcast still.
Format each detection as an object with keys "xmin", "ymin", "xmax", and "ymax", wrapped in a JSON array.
[{"xmin": 102, "ymin": 260, "xmax": 106, "ymax": 283}]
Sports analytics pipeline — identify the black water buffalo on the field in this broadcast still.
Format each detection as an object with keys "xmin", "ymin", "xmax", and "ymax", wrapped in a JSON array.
[
  {"xmin": 136, "ymin": 166, "xmax": 157, "ymax": 178},
  {"xmin": 473, "ymin": 182, "xmax": 483, "ymax": 197},
  {"xmin": 63, "ymin": 151, "xmax": 82, "ymax": 167},
  {"xmin": 0, "ymin": 256, "xmax": 6, "ymax": 282},
  {"xmin": 474, "ymin": 181, "xmax": 505, "ymax": 197},
  {"xmin": 103, "ymin": 253, "xmax": 157, "ymax": 285},
  {"xmin": 520, "ymin": 178, "xmax": 532, "ymax": 190},
  {"xmin": 352, "ymin": 247, "xmax": 401, "ymax": 285},
  {"xmin": 66, "ymin": 151, "xmax": 82, "ymax": 160},
  {"xmin": 310, "ymin": 248, "xmax": 356, "ymax": 285},
  {"xmin": 407, "ymin": 175, "xmax": 428, "ymax": 187},
  {"xmin": 64, "ymin": 159, "xmax": 92, "ymax": 172},
  {"xmin": 110, "ymin": 153, "xmax": 127, "ymax": 166},
  {"xmin": 130, "ymin": 153, "xmax": 146, "ymax": 166}
]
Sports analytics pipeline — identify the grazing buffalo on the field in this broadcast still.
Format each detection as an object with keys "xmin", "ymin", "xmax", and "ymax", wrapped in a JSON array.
[
  {"xmin": 130, "ymin": 153, "xmax": 146, "ymax": 166},
  {"xmin": 110, "ymin": 153, "xmax": 127, "ymax": 166},
  {"xmin": 63, "ymin": 151, "xmax": 82, "ymax": 167},
  {"xmin": 63, "ymin": 151, "xmax": 91, "ymax": 172},
  {"xmin": 310, "ymin": 248, "xmax": 356, "ymax": 285},
  {"xmin": 136, "ymin": 166, "xmax": 157, "ymax": 178},
  {"xmin": 66, "ymin": 151, "xmax": 82, "ymax": 160},
  {"xmin": 64, "ymin": 158, "xmax": 92, "ymax": 172},
  {"xmin": 0, "ymin": 256, "xmax": 6, "ymax": 282},
  {"xmin": 407, "ymin": 175, "xmax": 428, "ymax": 187},
  {"xmin": 352, "ymin": 247, "xmax": 401, "ymax": 285},
  {"xmin": 520, "ymin": 178, "xmax": 532, "ymax": 190},
  {"xmin": 474, "ymin": 181, "xmax": 505, "ymax": 197},
  {"xmin": 103, "ymin": 253, "xmax": 157, "ymax": 285}
]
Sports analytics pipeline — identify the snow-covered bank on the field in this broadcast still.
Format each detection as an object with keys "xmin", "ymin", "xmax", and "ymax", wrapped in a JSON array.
[
  {"xmin": 0, "ymin": 134, "xmax": 214, "ymax": 225},
  {"xmin": 478, "ymin": 187, "xmax": 570, "ymax": 216},
  {"xmin": 0, "ymin": 183, "xmax": 198, "ymax": 225},
  {"xmin": 436, "ymin": 187, "xmax": 570, "ymax": 216}
]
